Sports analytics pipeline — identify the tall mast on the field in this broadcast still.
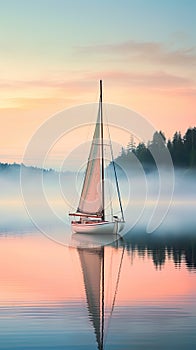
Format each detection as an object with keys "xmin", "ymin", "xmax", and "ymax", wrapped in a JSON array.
[{"xmin": 100, "ymin": 80, "xmax": 105, "ymax": 221}]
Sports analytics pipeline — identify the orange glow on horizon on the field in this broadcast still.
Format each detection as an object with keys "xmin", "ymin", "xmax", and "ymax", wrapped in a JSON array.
[
  {"xmin": 1, "ymin": 81, "xmax": 195, "ymax": 166},
  {"xmin": 1, "ymin": 82, "xmax": 195, "ymax": 167}
]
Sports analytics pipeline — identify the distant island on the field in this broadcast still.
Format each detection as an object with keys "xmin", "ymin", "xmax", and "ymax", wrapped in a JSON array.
[
  {"xmin": 0, "ymin": 163, "xmax": 74, "ymax": 177},
  {"xmin": 0, "ymin": 163, "xmax": 57, "ymax": 183}
]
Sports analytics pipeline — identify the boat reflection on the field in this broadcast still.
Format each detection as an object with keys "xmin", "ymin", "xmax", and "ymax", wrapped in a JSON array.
[{"xmin": 72, "ymin": 233, "xmax": 125, "ymax": 350}]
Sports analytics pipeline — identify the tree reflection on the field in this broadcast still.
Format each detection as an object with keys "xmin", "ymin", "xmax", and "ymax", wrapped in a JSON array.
[{"xmin": 124, "ymin": 232, "xmax": 196, "ymax": 271}]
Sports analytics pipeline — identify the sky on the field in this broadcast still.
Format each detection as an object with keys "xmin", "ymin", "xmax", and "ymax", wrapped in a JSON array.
[{"xmin": 0, "ymin": 0, "xmax": 196, "ymax": 167}]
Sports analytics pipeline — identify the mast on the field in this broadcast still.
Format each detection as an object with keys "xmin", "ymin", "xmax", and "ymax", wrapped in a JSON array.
[{"xmin": 100, "ymin": 80, "xmax": 105, "ymax": 221}]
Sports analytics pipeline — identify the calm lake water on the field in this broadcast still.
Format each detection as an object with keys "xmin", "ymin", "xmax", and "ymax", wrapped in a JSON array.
[{"xmin": 0, "ymin": 227, "xmax": 196, "ymax": 350}]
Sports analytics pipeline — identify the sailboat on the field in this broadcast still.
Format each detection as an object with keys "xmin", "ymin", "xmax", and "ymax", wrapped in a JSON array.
[
  {"xmin": 77, "ymin": 241, "xmax": 125, "ymax": 350},
  {"xmin": 69, "ymin": 80, "xmax": 125, "ymax": 234}
]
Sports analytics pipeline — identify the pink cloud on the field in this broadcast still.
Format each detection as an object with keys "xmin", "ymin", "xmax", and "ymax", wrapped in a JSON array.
[
  {"xmin": 77, "ymin": 40, "xmax": 196, "ymax": 66},
  {"xmin": 89, "ymin": 70, "xmax": 192, "ymax": 88},
  {"xmin": 0, "ymin": 70, "xmax": 193, "ymax": 92},
  {"xmin": 0, "ymin": 77, "xmax": 97, "ymax": 97}
]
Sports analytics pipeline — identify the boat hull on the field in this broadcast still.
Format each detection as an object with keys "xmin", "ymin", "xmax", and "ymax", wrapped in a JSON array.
[{"xmin": 72, "ymin": 221, "xmax": 125, "ymax": 235}]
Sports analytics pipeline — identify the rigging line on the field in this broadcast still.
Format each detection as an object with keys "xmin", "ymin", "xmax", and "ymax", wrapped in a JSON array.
[
  {"xmin": 110, "ymin": 245, "xmax": 125, "ymax": 313},
  {"xmin": 106, "ymin": 161, "xmax": 113, "ymax": 220},
  {"xmin": 105, "ymin": 110, "xmax": 125, "ymax": 221},
  {"xmin": 108, "ymin": 144, "xmax": 115, "ymax": 220},
  {"xmin": 103, "ymin": 243, "xmax": 125, "ymax": 347}
]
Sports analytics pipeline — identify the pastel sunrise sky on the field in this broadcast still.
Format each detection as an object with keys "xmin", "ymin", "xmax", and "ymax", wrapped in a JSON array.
[{"xmin": 0, "ymin": 0, "xmax": 196, "ymax": 166}]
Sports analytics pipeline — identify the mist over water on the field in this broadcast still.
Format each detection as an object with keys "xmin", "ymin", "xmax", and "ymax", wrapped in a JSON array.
[
  {"xmin": 0, "ymin": 167, "xmax": 195, "ymax": 239},
  {"xmin": 130, "ymin": 168, "xmax": 196, "ymax": 235}
]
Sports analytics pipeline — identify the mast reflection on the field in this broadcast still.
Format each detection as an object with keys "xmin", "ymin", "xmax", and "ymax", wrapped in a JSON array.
[{"xmin": 72, "ymin": 234, "xmax": 125, "ymax": 350}]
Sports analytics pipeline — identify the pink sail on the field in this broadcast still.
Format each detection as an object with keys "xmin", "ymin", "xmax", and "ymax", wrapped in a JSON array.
[{"xmin": 77, "ymin": 107, "xmax": 103, "ymax": 216}]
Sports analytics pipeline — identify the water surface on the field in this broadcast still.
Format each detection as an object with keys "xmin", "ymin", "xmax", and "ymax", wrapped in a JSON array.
[{"xmin": 0, "ymin": 228, "xmax": 196, "ymax": 349}]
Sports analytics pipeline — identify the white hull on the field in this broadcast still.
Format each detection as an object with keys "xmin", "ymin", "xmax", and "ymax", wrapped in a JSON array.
[{"xmin": 72, "ymin": 221, "xmax": 125, "ymax": 235}]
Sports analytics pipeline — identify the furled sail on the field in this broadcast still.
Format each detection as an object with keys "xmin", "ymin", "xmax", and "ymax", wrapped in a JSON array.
[{"xmin": 77, "ymin": 104, "xmax": 103, "ymax": 215}]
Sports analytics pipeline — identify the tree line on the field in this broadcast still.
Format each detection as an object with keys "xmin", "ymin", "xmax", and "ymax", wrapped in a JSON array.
[
  {"xmin": 0, "ymin": 162, "xmax": 57, "ymax": 178},
  {"xmin": 115, "ymin": 127, "xmax": 196, "ymax": 171}
]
